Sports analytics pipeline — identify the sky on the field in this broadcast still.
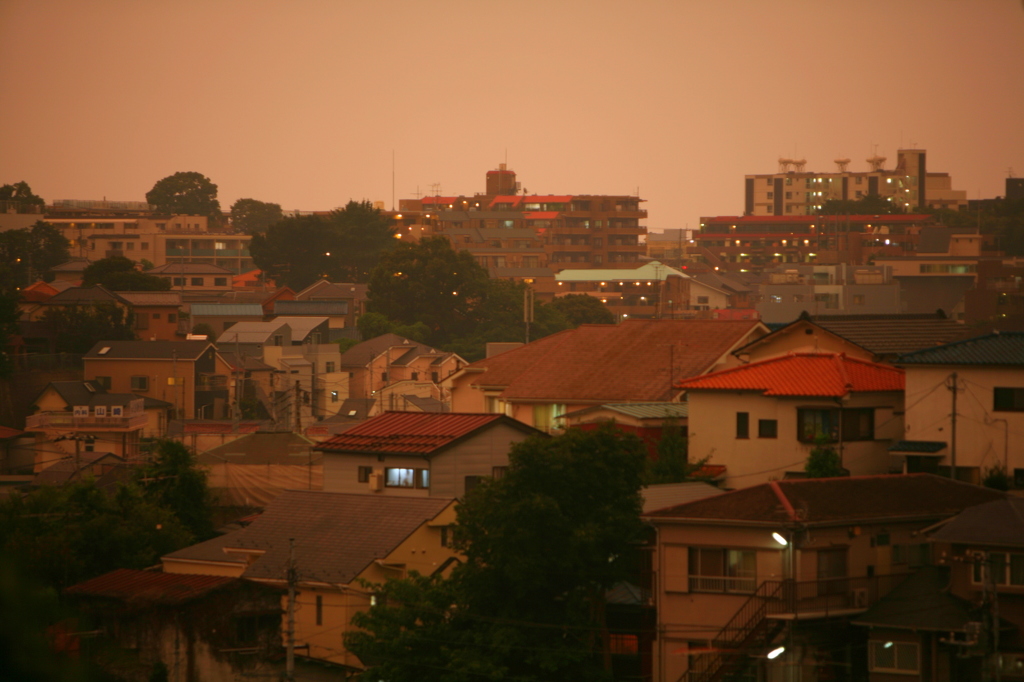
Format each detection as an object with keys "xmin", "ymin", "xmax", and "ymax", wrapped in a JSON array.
[{"xmin": 2, "ymin": 0, "xmax": 1023, "ymax": 231}]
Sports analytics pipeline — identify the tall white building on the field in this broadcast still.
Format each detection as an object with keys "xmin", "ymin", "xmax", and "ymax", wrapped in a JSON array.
[{"xmin": 744, "ymin": 148, "xmax": 967, "ymax": 216}]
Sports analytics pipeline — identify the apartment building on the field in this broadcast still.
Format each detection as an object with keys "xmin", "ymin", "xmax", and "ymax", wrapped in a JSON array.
[
  {"xmin": 744, "ymin": 148, "xmax": 967, "ymax": 216},
  {"xmin": 397, "ymin": 165, "xmax": 647, "ymax": 273}
]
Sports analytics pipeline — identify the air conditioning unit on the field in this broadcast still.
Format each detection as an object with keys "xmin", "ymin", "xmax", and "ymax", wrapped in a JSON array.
[
  {"xmin": 368, "ymin": 472, "xmax": 384, "ymax": 492},
  {"xmin": 853, "ymin": 588, "xmax": 869, "ymax": 608}
]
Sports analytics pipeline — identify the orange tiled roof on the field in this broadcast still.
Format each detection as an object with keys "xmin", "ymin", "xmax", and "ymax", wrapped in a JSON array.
[
  {"xmin": 463, "ymin": 319, "xmax": 768, "ymax": 403},
  {"xmin": 676, "ymin": 352, "xmax": 904, "ymax": 397},
  {"xmin": 314, "ymin": 411, "xmax": 535, "ymax": 455}
]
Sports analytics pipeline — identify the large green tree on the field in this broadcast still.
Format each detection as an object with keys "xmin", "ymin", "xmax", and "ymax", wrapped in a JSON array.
[
  {"xmin": 40, "ymin": 303, "xmax": 137, "ymax": 354},
  {"xmin": 145, "ymin": 172, "xmax": 222, "ymax": 221},
  {"xmin": 0, "ymin": 221, "xmax": 71, "ymax": 291},
  {"xmin": 346, "ymin": 425, "xmax": 647, "ymax": 681},
  {"xmin": 0, "ymin": 181, "xmax": 45, "ymax": 213},
  {"xmin": 229, "ymin": 198, "xmax": 284, "ymax": 234},
  {"xmin": 0, "ymin": 290, "xmax": 19, "ymax": 378},
  {"xmin": 366, "ymin": 236, "xmax": 490, "ymax": 345},
  {"xmin": 249, "ymin": 201, "xmax": 395, "ymax": 289},
  {"xmin": 136, "ymin": 440, "xmax": 215, "ymax": 540},
  {"xmin": 547, "ymin": 293, "xmax": 615, "ymax": 326},
  {"xmin": 82, "ymin": 256, "xmax": 170, "ymax": 291}
]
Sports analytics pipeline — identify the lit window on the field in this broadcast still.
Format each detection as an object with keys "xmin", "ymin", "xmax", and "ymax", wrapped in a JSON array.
[
  {"xmin": 869, "ymin": 641, "xmax": 918, "ymax": 674},
  {"xmin": 689, "ymin": 547, "xmax": 756, "ymax": 593}
]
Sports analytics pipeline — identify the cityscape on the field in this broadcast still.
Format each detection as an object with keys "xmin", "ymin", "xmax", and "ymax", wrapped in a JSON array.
[{"xmin": 2, "ymin": 2, "xmax": 1024, "ymax": 682}]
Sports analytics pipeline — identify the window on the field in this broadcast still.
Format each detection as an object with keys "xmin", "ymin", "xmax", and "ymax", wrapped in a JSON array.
[
  {"xmin": 357, "ymin": 466, "xmax": 373, "ymax": 483},
  {"xmin": 385, "ymin": 467, "xmax": 429, "ymax": 489},
  {"xmin": 381, "ymin": 372, "xmax": 388, "ymax": 382},
  {"xmin": 441, "ymin": 525, "xmax": 456, "ymax": 548},
  {"xmin": 892, "ymin": 543, "xmax": 930, "ymax": 568},
  {"xmin": 315, "ymin": 595, "xmax": 323, "ymax": 626},
  {"xmin": 758, "ymin": 419, "xmax": 778, "ymax": 438},
  {"xmin": 688, "ymin": 547, "xmax": 756, "ymax": 593},
  {"xmin": 869, "ymin": 641, "xmax": 919, "ymax": 674},
  {"xmin": 464, "ymin": 475, "xmax": 485, "ymax": 494},
  {"xmin": 431, "ymin": 371, "xmax": 439, "ymax": 383},
  {"xmin": 136, "ymin": 314, "xmax": 149, "ymax": 330},
  {"xmin": 696, "ymin": 296, "xmax": 709, "ymax": 304},
  {"xmin": 492, "ymin": 466, "xmax": 507, "ymax": 480},
  {"xmin": 214, "ymin": 277, "xmax": 227, "ymax": 287},
  {"xmin": 152, "ymin": 313, "xmax": 161, "ymax": 320},
  {"xmin": 191, "ymin": 277, "xmax": 204, "ymax": 286},
  {"xmin": 533, "ymin": 403, "xmax": 566, "ymax": 431},
  {"xmin": 273, "ymin": 335, "xmax": 283, "ymax": 346},
  {"xmin": 141, "ymin": 242, "xmax": 149, "ymax": 250},
  {"xmin": 94, "ymin": 376, "xmax": 112, "ymax": 390},
  {"xmin": 736, "ymin": 412, "xmax": 749, "ymax": 439},
  {"xmin": 126, "ymin": 242, "xmax": 134, "ymax": 250},
  {"xmin": 798, "ymin": 408, "xmax": 874, "ymax": 442},
  {"xmin": 609, "ymin": 633, "xmax": 639, "ymax": 655},
  {"xmin": 994, "ymin": 387, "xmax": 1024, "ymax": 412},
  {"xmin": 130, "ymin": 376, "xmax": 149, "ymax": 391},
  {"xmin": 325, "ymin": 362, "xmax": 335, "ymax": 373},
  {"xmin": 769, "ymin": 295, "xmax": 782, "ymax": 303},
  {"xmin": 331, "ymin": 391, "xmax": 338, "ymax": 402},
  {"xmin": 766, "ymin": 192, "xmax": 774, "ymax": 199},
  {"xmin": 972, "ymin": 552, "xmax": 1024, "ymax": 586},
  {"xmin": 173, "ymin": 277, "xmax": 185, "ymax": 286},
  {"xmin": 853, "ymin": 294, "xmax": 865, "ymax": 305}
]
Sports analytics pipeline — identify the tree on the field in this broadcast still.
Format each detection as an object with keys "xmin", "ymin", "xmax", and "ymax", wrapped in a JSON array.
[
  {"xmin": 249, "ymin": 202, "xmax": 395, "ymax": 290},
  {"xmin": 804, "ymin": 437, "xmax": 845, "ymax": 478},
  {"xmin": 355, "ymin": 312, "xmax": 431, "ymax": 344},
  {"xmin": 0, "ymin": 221, "xmax": 71, "ymax": 291},
  {"xmin": 547, "ymin": 293, "xmax": 615, "ymax": 326},
  {"xmin": 145, "ymin": 172, "xmax": 221, "ymax": 221},
  {"xmin": 82, "ymin": 256, "xmax": 170, "ymax": 291},
  {"xmin": 0, "ymin": 181, "xmax": 45, "ymax": 213},
  {"xmin": 229, "ymin": 198, "xmax": 283, "ymax": 234},
  {"xmin": 0, "ymin": 290, "xmax": 19, "ymax": 378},
  {"xmin": 347, "ymin": 425, "xmax": 648, "ymax": 681},
  {"xmin": 366, "ymin": 236, "xmax": 490, "ymax": 346},
  {"xmin": 40, "ymin": 303, "xmax": 137, "ymax": 354},
  {"xmin": 643, "ymin": 416, "xmax": 701, "ymax": 484},
  {"xmin": 136, "ymin": 440, "xmax": 215, "ymax": 540}
]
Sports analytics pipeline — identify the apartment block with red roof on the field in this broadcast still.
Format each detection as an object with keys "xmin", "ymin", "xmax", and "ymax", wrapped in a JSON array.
[
  {"xmin": 677, "ymin": 352, "xmax": 905, "ymax": 488},
  {"xmin": 643, "ymin": 475, "xmax": 1004, "ymax": 682},
  {"xmin": 446, "ymin": 319, "xmax": 770, "ymax": 432},
  {"xmin": 314, "ymin": 411, "xmax": 542, "ymax": 498}
]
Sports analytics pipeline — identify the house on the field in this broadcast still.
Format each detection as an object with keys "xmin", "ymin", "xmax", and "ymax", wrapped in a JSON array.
[
  {"xmin": 162, "ymin": 491, "xmax": 459, "ymax": 672},
  {"xmin": 23, "ymin": 284, "xmax": 131, "ymax": 322},
  {"xmin": 83, "ymin": 340, "xmax": 225, "ymax": 421},
  {"xmin": 273, "ymin": 300, "xmax": 351, "ymax": 329},
  {"xmin": 894, "ymin": 331, "xmax": 1024, "ymax": 486},
  {"xmin": 198, "ymin": 431, "xmax": 322, "ymax": 507},
  {"xmin": 314, "ymin": 411, "xmax": 542, "ymax": 498},
  {"xmin": 731, "ymin": 315, "xmax": 877, "ymax": 364},
  {"xmin": 808, "ymin": 312, "xmax": 970, "ymax": 362},
  {"xmin": 147, "ymin": 262, "xmax": 235, "ymax": 292},
  {"xmin": 25, "ymin": 380, "xmax": 173, "ymax": 465},
  {"xmin": 553, "ymin": 261, "xmax": 690, "ymax": 320},
  {"xmin": 339, "ymin": 333, "xmax": 466, "ymax": 417},
  {"xmin": 643, "ymin": 474, "xmax": 1004, "ymax": 682},
  {"xmin": 853, "ymin": 495, "xmax": 1024, "ymax": 681},
  {"xmin": 189, "ymin": 303, "xmax": 264, "ymax": 336},
  {"xmin": 559, "ymin": 402, "xmax": 689, "ymax": 459},
  {"xmin": 64, "ymin": 568, "xmax": 283, "ymax": 682},
  {"xmin": 677, "ymin": 352, "xmax": 905, "ymax": 487},
  {"xmin": 117, "ymin": 291, "xmax": 182, "ymax": 341},
  {"xmin": 447, "ymin": 319, "xmax": 770, "ymax": 431},
  {"xmin": 294, "ymin": 279, "xmax": 368, "ymax": 328}
]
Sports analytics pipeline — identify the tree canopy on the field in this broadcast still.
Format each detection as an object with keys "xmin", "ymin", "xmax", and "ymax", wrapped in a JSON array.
[
  {"xmin": 249, "ymin": 201, "xmax": 395, "ymax": 289},
  {"xmin": 40, "ymin": 303, "xmax": 137, "ymax": 354},
  {"xmin": 346, "ymin": 425, "xmax": 647, "ymax": 681},
  {"xmin": 0, "ymin": 181, "xmax": 45, "ymax": 212},
  {"xmin": 0, "ymin": 290, "xmax": 19, "ymax": 379},
  {"xmin": 82, "ymin": 256, "xmax": 170, "ymax": 291},
  {"xmin": 145, "ymin": 172, "xmax": 222, "ymax": 221},
  {"xmin": 547, "ymin": 293, "xmax": 615, "ymax": 326},
  {"xmin": 0, "ymin": 221, "xmax": 71, "ymax": 292},
  {"xmin": 229, "ymin": 198, "xmax": 284, "ymax": 234}
]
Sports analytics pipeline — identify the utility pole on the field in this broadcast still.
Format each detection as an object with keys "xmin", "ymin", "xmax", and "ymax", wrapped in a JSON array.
[
  {"xmin": 523, "ymin": 285, "xmax": 534, "ymax": 343},
  {"xmin": 947, "ymin": 372, "xmax": 958, "ymax": 480},
  {"xmin": 286, "ymin": 538, "xmax": 296, "ymax": 682}
]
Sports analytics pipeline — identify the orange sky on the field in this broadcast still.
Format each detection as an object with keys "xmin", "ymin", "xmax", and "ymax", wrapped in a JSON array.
[{"xmin": 1, "ymin": 0, "xmax": 1022, "ymax": 229}]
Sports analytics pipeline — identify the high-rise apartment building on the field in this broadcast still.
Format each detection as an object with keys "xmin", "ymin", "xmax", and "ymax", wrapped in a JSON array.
[
  {"xmin": 744, "ymin": 148, "xmax": 967, "ymax": 216},
  {"xmin": 397, "ymin": 165, "xmax": 647, "ymax": 274}
]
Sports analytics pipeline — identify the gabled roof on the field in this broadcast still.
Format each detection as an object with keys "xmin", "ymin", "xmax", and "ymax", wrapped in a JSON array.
[
  {"xmin": 460, "ymin": 319, "xmax": 769, "ymax": 403},
  {"xmin": 897, "ymin": 331, "xmax": 1024, "ymax": 366},
  {"xmin": 84, "ymin": 340, "xmax": 214, "ymax": 360},
  {"xmin": 116, "ymin": 291, "xmax": 183, "ymax": 307},
  {"xmin": 295, "ymin": 279, "xmax": 366, "ymax": 301},
  {"xmin": 929, "ymin": 497, "xmax": 1024, "ymax": 548},
  {"xmin": 271, "ymin": 316, "xmax": 328, "ymax": 341},
  {"xmin": 676, "ymin": 352, "xmax": 904, "ymax": 397},
  {"xmin": 339, "ymin": 333, "xmax": 449, "ymax": 368},
  {"xmin": 644, "ymin": 474, "xmax": 1004, "ymax": 525},
  {"xmin": 49, "ymin": 259, "xmax": 91, "ymax": 273},
  {"xmin": 809, "ymin": 314, "xmax": 970, "ymax": 357},
  {"xmin": 172, "ymin": 491, "xmax": 455, "ymax": 584},
  {"xmin": 65, "ymin": 568, "xmax": 238, "ymax": 605},
  {"xmin": 198, "ymin": 432, "xmax": 317, "ymax": 465},
  {"xmin": 563, "ymin": 402, "xmax": 689, "ymax": 422},
  {"xmin": 218, "ymin": 320, "xmax": 288, "ymax": 344},
  {"xmin": 314, "ymin": 411, "xmax": 539, "ymax": 456},
  {"xmin": 851, "ymin": 566, "xmax": 974, "ymax": 632},
  {"xmin": 43, "ymin": 286, "xmax": 127, "ymax": 306}
]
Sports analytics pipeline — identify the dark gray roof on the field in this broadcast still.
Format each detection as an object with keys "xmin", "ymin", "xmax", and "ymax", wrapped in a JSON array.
[
  {"xmin": 200, "ymin": 491, "xmax": 454, "ymax": 584},
  {"xmin": 190, "ymin": 304, "xmax": 264, "ymax": 317},
  {"xmin": 340, "ymin": 333, "xmax": 444, "ymax": 368},
  {"xmin": 812, "ymin": 315, "xmax": 971, "ymax": 358},
  {"xmin": 44, "ymin": 286, "xmax": 126, "ymax": 306},
  {"xmin": 897, "ymin": 331, "xmax": 1024, "ymax": 365},
  {"xmin": 929, "ymin": 497, "xmax": 1024, "ymax": 548},
  {"xmin": 295, "ymin": 280, "xmax": 366, "ymax": 301},
  {"xmin": 198, "ymin": 432, "xmax": 318, "ymax": 466},
  {"xmin": 399, "ymin": 395, "xmax": 445, "ymax": 412},
  {"xmin": 84, "ymin": 340, "xmax": 214, "ymax": 360},
  {"xmin": 35, "ymin": 381, "xmax": 170, "ymax": 410},
  {"xmin": 50, "ymin": 259, "xmax": 91, "ymax": 272},
  {"xmin": 851, "ymin": 566, "xmax": 975, "ymax": 632}
]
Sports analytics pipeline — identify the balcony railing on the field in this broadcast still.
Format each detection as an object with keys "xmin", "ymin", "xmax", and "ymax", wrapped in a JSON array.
[{"xmin": 26, "ymin": 412, "xmax": 147, "ymax": 431}]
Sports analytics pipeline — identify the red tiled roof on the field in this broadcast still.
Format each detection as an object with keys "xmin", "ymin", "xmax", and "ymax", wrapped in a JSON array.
[
  {"xmin": 314, "ymin": 411, "xmax": 531, "ymax": 455},
  {"xmin": 464, "ymin": 319, "xmax": 768, "ymax": 403},
  {"xmin": 675, "ymin": 352, "xmax": 903, "ymax": 397},
  {"xmin": 644, "ymin": 474, "xmax": 1005, "ymax": 524},
  {"xmin": 488, "ymin": 195, "xmax": 523, "ymax": 209},
  {"xmin": 65, "ymin": 568, "xmax": 235, "ymax": 605}
]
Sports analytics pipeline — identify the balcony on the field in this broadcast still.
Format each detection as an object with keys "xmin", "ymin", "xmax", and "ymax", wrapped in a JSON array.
[{"xmin": 26, "ymin": 411, "xmax": 147, "ymax": 432}]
